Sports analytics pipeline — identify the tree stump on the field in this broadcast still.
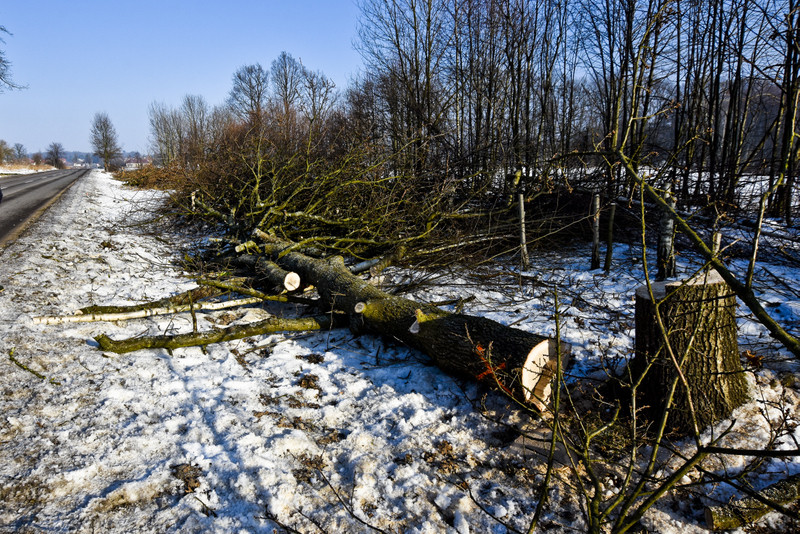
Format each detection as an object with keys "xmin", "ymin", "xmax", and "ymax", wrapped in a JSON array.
[{"xmin": 631, "ymin": 269, "xmax": 749, "ymax": 434}]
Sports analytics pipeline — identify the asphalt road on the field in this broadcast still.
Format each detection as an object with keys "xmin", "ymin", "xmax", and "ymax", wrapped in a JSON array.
[{"xmin": 0, "ymin": 169, "xmax": 88, "ymax": 245}]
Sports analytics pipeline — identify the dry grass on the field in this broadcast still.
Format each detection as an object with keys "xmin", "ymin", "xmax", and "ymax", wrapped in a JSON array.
[{"xmin": 0, "ymin": 162, "xmax": 55, "ymax": 174}]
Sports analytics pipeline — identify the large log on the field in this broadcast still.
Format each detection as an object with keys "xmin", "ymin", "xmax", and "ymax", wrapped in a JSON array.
[
  {"xmin": 93, "ymin": 234, "xmax": 566, "ymax": 409},
  {"xmin": 631, "ymin": 269, "xmax": 749, "ymax": 434},
  {"xmin": 256, "ymin": 234, "xmax": 568, "ymax": 410}
]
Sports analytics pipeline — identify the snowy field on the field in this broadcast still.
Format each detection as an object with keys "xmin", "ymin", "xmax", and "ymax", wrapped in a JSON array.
[{"xmin": 1, "ymin": 171, "xmax": 799, "ymax": 533}]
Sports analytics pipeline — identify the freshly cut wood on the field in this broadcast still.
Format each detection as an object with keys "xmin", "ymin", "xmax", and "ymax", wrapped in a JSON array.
[
  {"xmin": 94, "ymin": 233, "xmax": 566, "ymax": 409},
  {"xmin": 631, "ymin": 269, "xmax": 748, "ymax": 434},
  {"xmin": 705, "ymin": 473, "xmax": 800, "ymax": 530},
  {"xmin": 256, "ymin": 234, "xmax": 568, "ymax": 409},
  {"xmin": 34, "ymin": 297, "xmax": 263, "ymax": 325},
  {"xmin": 95, "ymin": 314, "xmax": 345, "ymax": 354},
  {"xmin": 236, "ymin": 255, "xmax": 301, "ymax": 291}
]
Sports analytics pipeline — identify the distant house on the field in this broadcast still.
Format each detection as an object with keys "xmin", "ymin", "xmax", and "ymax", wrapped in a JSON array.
[{"xmin": 124, "ymin": 154, "xmax": 151, "ymax": 170}]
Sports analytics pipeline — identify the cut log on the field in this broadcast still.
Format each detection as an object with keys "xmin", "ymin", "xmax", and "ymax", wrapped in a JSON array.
[
  {"xmin": 631, "ymin": 269, "xmax": 749, "ymax": 434},
  {"xmin": 705, "ymin": 473, "xmax": 800, "ymax": 530},
  {"xmin": 256, "ymin": 234, "xmax": 569, "ymax": 410},
  {"xmin": 354, "ymin": 300, "xmax": 566, "ymax": 410},
  {"xmin": 236, "ymin": 255, "xmax": 301, "ymax": 292}
]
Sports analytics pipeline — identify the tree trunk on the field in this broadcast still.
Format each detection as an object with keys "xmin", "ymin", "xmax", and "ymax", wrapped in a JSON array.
[
  {"xmin": 630, "ymin": 269, "xmax": 748, "ymax": 434},
  {"xmin": 255, "ymin": 235, "xmax": 568, "ymax": 411},
  {"xmin": 603, "ymin": 202, "xmax": 616, "ymax": 272},
  {"xmin": 656, "ymin": 194, "xmax": 677, "ymax": 281},
  {"xmin": 591, "ymin": 193, "xmax": 601, "ymax": 270}
]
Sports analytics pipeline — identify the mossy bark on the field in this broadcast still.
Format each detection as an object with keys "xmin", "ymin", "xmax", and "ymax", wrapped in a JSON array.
[
  {"xmin": 631, "ymin": 270, "xmax": 749, "ymax": 434},
  {"xmin": 257, "ymin": 236, "xmax": 563, "ymax": 408},
  {"xmin": 94, "ymin": 314, "xmax": 343, "ymax": 354},
  {"xmin": 705, "ymin": 474, "xmax": 800, "ymax": 530}
]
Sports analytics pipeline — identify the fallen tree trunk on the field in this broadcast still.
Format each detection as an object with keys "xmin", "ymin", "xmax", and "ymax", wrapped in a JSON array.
[
  {"xmin": 257, "ymin": 233, "xmax": 567, "ymax": 410},
  {"xmin": 94, "ymin": 234, "xmax": 566, "ymax": 409}
]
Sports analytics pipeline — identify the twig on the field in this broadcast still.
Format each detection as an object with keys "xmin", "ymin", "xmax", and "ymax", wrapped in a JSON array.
[
  {"xmin": 314, "ymin": 466, "xmax": 390, "ymax": 534},
  {"xmin": 7, "ymin": 348, "xmax": 60, "ymax": 385}
]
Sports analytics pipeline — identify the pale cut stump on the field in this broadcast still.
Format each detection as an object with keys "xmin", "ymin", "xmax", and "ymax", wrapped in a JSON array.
[{"xmin": 631, "ymin": 270, "xmax": 749, "ymax": 434}]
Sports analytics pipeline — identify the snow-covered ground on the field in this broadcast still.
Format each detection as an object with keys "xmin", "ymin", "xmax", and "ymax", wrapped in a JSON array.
[{"xmin": 1, "ymin": 171, "xmax": 799, "ymax": 533}]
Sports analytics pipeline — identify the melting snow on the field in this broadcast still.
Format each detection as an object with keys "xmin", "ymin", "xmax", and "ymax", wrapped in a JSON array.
[{"xmin": 0, "ymin": 170, "xmax": 799, "ymax": 533}]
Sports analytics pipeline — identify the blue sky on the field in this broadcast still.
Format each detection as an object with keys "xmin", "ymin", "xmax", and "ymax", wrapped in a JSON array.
[{"xmin": 0, "ymin": 1, "xmax": 364, "ymax": 155}]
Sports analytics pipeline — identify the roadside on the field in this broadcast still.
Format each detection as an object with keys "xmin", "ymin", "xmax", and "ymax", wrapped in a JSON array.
[
  {"xmin": 1, "ymin": 171, "xmax": 798, "ymax": 533},
  {"xmin": 0, "ymin": 171, "xmax": 545, "ymax": 533}
]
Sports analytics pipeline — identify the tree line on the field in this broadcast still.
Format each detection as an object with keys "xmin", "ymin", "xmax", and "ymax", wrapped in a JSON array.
[{"xmin": 145, "ymin": 0, "xmax": 798, "ymax": 246}]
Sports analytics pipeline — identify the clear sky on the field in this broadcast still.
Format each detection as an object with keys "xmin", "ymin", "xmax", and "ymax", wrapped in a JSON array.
[{"xmin": 0, "ymin": 1, "xmax": 364, "ymax": 155}]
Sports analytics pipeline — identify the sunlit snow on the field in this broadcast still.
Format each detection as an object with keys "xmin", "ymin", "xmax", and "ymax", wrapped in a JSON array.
[{"xmin": 1, "ymin": 170, "xmax": 799, "ymax": 533}]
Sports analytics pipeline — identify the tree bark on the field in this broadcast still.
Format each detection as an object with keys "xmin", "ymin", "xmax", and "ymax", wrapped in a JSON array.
[
  {"xmin": 591, "ymin": 193, "xmax": 601, "ymax": 270},
  {"xmin": 35, "ymin": 297, "xmax": 263, "ymax": 325},
  {"xmin": 631, "ymin": 269, "xmax": 749, "ymax": 434},
  {"xmin": 656, "ymin": 194, "xmax": 677, "ymax": 281},
  {"xmin": 96, "ymin": 233, "xmax": 567, "ymax": 410},
  {"xmin": 255, "ymin": 234, "xmax": 567, "ymax": 410},
  {"xmin": 603, "ymin": 202, "xmax": 616, "ymax": 272},
  {"xmin": 705, "ymin": 474, "xmax": 800, "ymax": 530},
  {"xmin": 235, "ymin": 254, "xmax": 301, "ymax": 291}
]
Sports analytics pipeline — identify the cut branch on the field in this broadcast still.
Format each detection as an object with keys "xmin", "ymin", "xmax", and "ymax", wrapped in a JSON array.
[
  {"xmin": 94, "ymin": 314, "xmax": 345, "ymax": 354},
  {"xmin": 76, "ymin": 285, "xmax": 225, "ymax": 315},
  {"xmin": 34, "ymin": 297, "xmax": 263, "ymax": 325},
  {"xmin": 235, "ymin": 254, "xmax": 301, "ymax": 291}
]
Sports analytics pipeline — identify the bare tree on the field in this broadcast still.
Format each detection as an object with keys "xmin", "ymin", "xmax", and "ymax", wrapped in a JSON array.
[
  {"xmin": 357, "ymin": 0, "xmax": 453, "ymax": 181},
  {"xmin": 299, "ymin": 68, "xmax": 336, "ymax": 126},
  {"xmin": 46, "ymin": 142, "xmax": 65, "ymax": 169},
  {"xmin": 13, "ymin": 142, "xmax": 26, "ymax": 161},
  {"xmin": 0, "ymin": 25, "xmax": 22, "ymax": 93},
  {"xmin": 228, "ymin": 63, "xmax": 269, "ymax": 126},
  {"xmin": 181, "ymin": 94, "xmax": 210, "ymax": 167},
  {"xmin": 149, "ymin": 101, "xmax": 181, "ymax": 166},
  {"xmin": 90, "ymin": 112, "xmax": 122, "ymax": 171},
  {"xmin": 271, "ymin": 51, "xmax": 304, "ymax": 117},
  {"xmin": 0, "ymin": 139, "xmax": 11, "ymax": 163}
]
